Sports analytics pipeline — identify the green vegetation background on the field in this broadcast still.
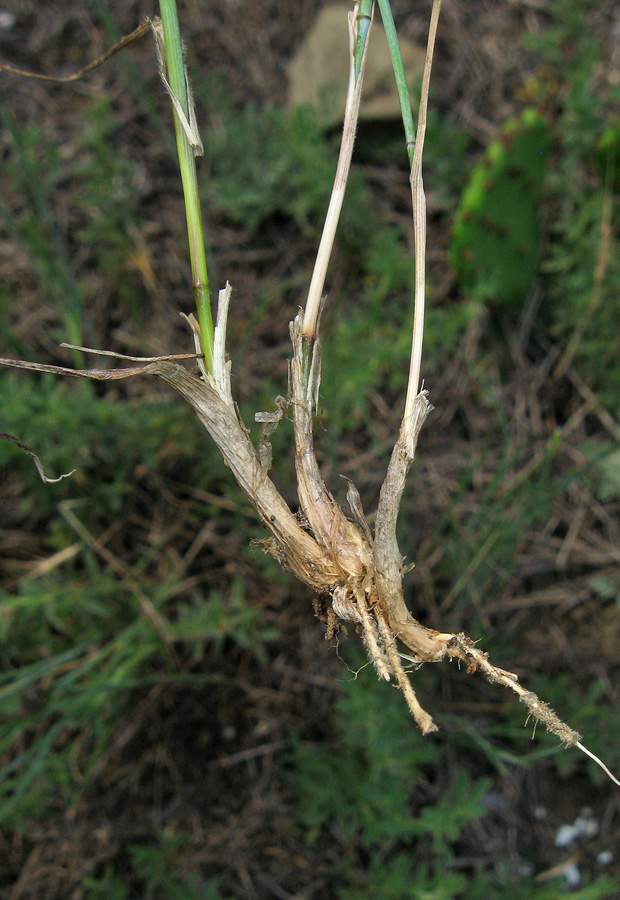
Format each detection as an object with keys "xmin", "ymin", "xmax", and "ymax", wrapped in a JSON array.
[{"xmin": 1, "ymin": 0, "xmax": 619, "ymax": 897}]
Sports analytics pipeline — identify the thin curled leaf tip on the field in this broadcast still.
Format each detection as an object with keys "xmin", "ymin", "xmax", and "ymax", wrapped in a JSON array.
[{"xmin": 0, "ymin": 433, "xmax": 75, "ymax": 484}]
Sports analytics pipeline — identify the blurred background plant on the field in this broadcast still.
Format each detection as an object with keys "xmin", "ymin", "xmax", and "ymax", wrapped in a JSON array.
[{"xmin": 0, "ymin": 0, "xmax": 619, "ymax": 897}]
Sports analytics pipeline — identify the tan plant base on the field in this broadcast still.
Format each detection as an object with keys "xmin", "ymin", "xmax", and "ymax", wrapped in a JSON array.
[{"xmin": 154, "ymin": 285, "xmax": 581, "ymax": 744}]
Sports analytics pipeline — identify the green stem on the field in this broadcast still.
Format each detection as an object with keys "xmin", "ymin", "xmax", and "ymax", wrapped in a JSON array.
[
  {"xmin": 158, "ymin": 0, "xmax": 213, "ymax": 372},
  {"xmin": 377, "ymin": 0, "xmax": 416, "ymax": 167},
  {"xmin": 353, "ymin": 0, "xmax": 374, "ymax": 80}
]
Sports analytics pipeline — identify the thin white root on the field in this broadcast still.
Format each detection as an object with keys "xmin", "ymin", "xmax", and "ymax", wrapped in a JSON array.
[{"xmin": 576, "ymin": 742, "xmax": 620, "ymax": 787}]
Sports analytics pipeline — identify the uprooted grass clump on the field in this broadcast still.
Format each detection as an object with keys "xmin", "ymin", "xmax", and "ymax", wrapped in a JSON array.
[
  {"xmin": 1, "ymin": 1, "xmax": 620, "ymax": 898},
  {"xmin": 4, "ymin": 281, "xmax": 587, "ymax": 746}
]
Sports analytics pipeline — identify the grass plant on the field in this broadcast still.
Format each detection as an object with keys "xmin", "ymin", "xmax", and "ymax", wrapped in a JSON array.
[{"xmin": 0, "ymin": 0, "xmax": 619, "ymax": 897}]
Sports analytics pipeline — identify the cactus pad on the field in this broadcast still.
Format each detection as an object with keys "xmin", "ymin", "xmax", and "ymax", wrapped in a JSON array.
[
  {"xmin": 595, "ymin": 121, "xmax": 620, "ymax": 193},
  {"xmin": 449, "ymin": 109, "xmax": 552, "ymax": 309}
]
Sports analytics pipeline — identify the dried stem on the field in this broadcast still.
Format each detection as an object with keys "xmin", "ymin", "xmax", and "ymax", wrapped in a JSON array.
[
  {"xmin": 301, "ymin": 2, "xmax": 373, "ymax": 341},
  {"xmin": 0, "ymin": 19, "xmax": 151, "ymax": 82},
  {"xmin": 403, "ymin": 0, "xmax": 442, "ymax": 421}
]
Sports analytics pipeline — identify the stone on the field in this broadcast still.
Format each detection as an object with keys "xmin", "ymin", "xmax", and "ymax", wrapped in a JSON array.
[{"xmin": 287, "ymin": 3, "xmax": 425, "ymax": 127}]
